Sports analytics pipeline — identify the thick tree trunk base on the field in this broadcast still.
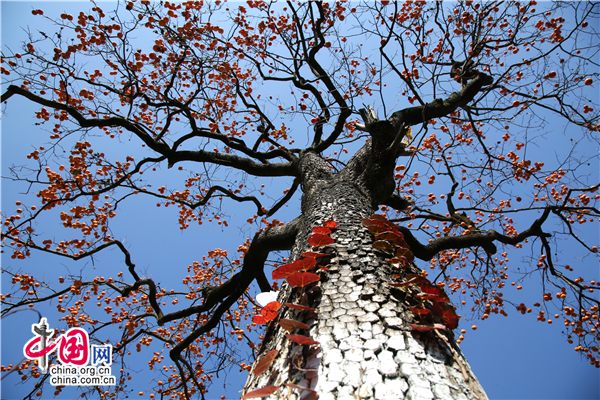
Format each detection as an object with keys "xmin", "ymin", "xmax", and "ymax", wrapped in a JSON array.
[{"xmin": 243, "ymin": 180, "xmax": 488, "ymax": 400}]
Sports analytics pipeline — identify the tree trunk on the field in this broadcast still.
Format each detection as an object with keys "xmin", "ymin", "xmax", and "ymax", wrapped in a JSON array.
[{"xmin": 243, "ymin": 172, "xmax": 489, "ymax": 399}]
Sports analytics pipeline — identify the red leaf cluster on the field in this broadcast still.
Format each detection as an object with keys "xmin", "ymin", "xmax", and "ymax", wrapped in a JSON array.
[
  {"xmin": 272, "ymin": 258, "xmax": 316, "ymax": 279},
  {"xmin": 400, "ymin": 274, "xmax": 459, "ymax": 330},
  {"xmin": 363, "ymin": 214, "xmax": 414, "ymax": 263},
  {"xmin": 271, "ymin": 221, "xmax": 335, "ymax": 288}
]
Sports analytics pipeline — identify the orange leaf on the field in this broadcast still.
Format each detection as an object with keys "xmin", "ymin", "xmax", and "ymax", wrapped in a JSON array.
[
  {"xmin": 286, "ymin": 334, "xmax": 319, "ymax": 345},
  {"xmin": 253, "ymin": 350, "xmax": 278, "ymax": 376},
  {"xmin": 241, "ymin": 385, "xmax": 279, "ymax": 399},
  {"xmin": 307, "ymin": 233, "xmax": 334, "ymax": 247},
  {"xmin": 279, "ymin": 318, "xmax": 310, "ymax": 332},
  {"xmin": 287, "ymin": 272, "xmax": 320, "ymax": 287}
]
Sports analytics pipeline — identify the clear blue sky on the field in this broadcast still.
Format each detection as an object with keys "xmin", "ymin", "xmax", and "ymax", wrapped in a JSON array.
[{"xmin": 1, "ymin": 2, "xmax": 599, "ymax": 399}]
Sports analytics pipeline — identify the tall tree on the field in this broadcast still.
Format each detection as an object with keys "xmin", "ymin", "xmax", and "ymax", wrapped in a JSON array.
[{"xmin": 1, "ymin": 1, "xmax": 599, "ymax": 399}]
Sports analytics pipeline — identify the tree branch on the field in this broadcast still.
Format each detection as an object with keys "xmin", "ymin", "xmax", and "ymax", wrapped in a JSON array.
[
  {"xmin": 398, "ymin": 208, "xmax": 552, "ymax": 260},
  {"xmin": 2, "ymin": 85, "xmax": 298, "ymax": 178}
]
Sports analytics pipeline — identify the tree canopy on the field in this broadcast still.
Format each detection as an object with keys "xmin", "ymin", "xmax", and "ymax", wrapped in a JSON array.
[{"xmin": 1, "ymin": 1, "xmax": 599, "ymax": 399}]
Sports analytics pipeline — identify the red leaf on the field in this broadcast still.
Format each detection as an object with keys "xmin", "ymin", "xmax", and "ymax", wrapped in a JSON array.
[
  {"xmin": 274, "ymin": 258, "xmax": 318, "ymax": 280},
  {"xmin": 419, "ymin": 283, "xmax": 450, "ymax": 302},
  {"xmin": 272, "ymin": 264, "xmax": 296, "ymax": 279},
  {"xmin": 432, "ymin": 301, "xmax": 459, "ymax": 329},
  {"xmin": 284, "ymin": 383, "xmax": 317, "ymax": 393},
  {"xmin": 402, "ymin": 274, "xmax": 429, "ymax": 286},
  {"xmin": 254, "ymin": 301, "xmax": 281, "ymax": 324},
  {"xmin": 375, "ymin": 231, "xmax": 405, "ymax": 244},
  {"xmin": 361, "ymin": 218, "xmax": 389, "ymax": 235},
  {"xmin": 294, "ymin": 257, "xmax": 317, "ymax": 271},
  {"xmin": 396, "ymin": 247, "xmax": 415, "ymax": 262},
  {"xmin": 323, "ymin": 220, "xmax": 338, "ymax": 228},
  {"xmin": 279, "ymin": 318, "xmax": 311, "ymax": 332},
  {"xmin": 312, "ymin": 226, "xmax": 331, "ymax": 234},
  {"xmin": 410, "ymin": 307, "xmax": 431, "ymax": 315},
  {"xmin": 264, "ymin": 301, "xmax": 281, "ymax": 312},
  {"xmin": 386, "ymin": 257, "xmax": 409, "ymax": 266},
  {"xmin": 307, "ymin": 233, "xmax": 334, "ymax": 247},
  {"xmin": 253, "ymin": 349, "xmax": 278, "ymax": 376},
  {"xmin": 369, "ymin": 214, "xmax": 391, "ymax": 223},
  {"xmin": 285, "ymin": 303, "xmax": 317, "ymax": 312},
  {"xmin": 287, "ymin": 272, "xmax": 320, "ymax": 287},
  {"xmin": 416, "ymin": 294, "xmax": 450, "ymax": 303},
  {"xmin": 410, "ymin": 323, "xmax": 447, "ymax": 332},
  {"xmin": 372, "ymin": 240, "xmax": 395, "ymax": 250},
  {"xmin": 286, "ymin": 334, "xmax": 319, "ymax": 345},
  {"xmin": 241, "ymin": 385, "xmax": 279, "ymax": 399},
  {"xmin": 302, "ymin": 251, "xmax": 328, "ymax": 258},
  {"xmin": 369, "ymin": 214, "xmax": 397, "ymax": 230}
]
